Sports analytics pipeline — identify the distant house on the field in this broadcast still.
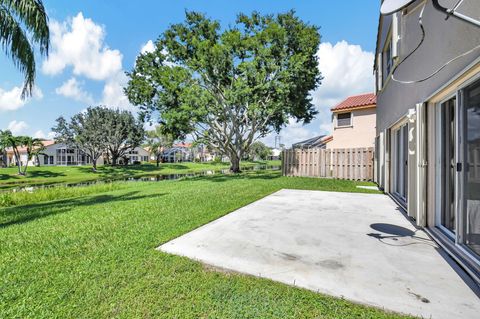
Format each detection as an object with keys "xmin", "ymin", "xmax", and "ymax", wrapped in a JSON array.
[
  {"xmin": 121, "ymin": 147, "xmax": 150, "ymax": 164},
  {"xmin": 162, "ymin": 143, "xmax": 193, "ymax": 163},
  {"xmin": 6, "ymin": 141, "xmax": 150, "ymax": 166},
  {"xmin": 326, "ymin": 93, "xmax": 376, "ymax": 149},
  {"xmin": 192, "ymin": 144, "xmax": 218, "ymax": 162}
]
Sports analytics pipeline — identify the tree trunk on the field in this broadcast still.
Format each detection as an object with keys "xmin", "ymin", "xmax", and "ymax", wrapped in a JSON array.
[
  {"xmin": 1, "ymin": 151, "xmax": 6, "ymax": 168},
  {"xmin": 92, "ymin": 159, "xmax": 97, "ymax": 172},
  {"xmin": 111, "ymin": 154, "xmax": 118, "ymax": 166},
  {"xmin": 229, "ymin": 153, "xmax": 241, "ymax": 173},
  {"xmin": 14, "ymin": 154, "xmax": 24, "ymax": 176},
  {"xmin": 156, "ymin": 155, "xmax": 160, "ymax": 167},
  {"xmin": 17, "ymin": 164, "xmax": 25, "ymax": 176},
  {"xmin": 22, "ymin": 160, "xmax": 29, "ymax": 176}
]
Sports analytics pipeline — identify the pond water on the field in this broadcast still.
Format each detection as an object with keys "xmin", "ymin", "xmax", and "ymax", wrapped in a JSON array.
[{"xmin": 7, "ymin": 165, "xmax": 280, "ymax": 193}]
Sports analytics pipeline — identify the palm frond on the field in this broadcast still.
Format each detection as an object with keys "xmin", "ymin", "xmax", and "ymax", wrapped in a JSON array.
[
  {"xmin": 1, "ymin": 0, "xmax": 49, "ymax": 55},
  {"xmin": 0, "ymin": 7, "xmax": 36, "ymax": 98}
]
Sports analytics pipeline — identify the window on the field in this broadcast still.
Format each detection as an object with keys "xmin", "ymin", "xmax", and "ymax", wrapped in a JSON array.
[
  {"xmin": 44, "ymin": 155, "xmax": 48, "ymax": 165},
  {"xmin": 383, "ymin": 36, "xmax": 394, "ymax": 84},
  {"xmin": 337, "ymin": 112, "xmax": 352, "ymax": 127},
  {"xmin": 385, "ymin": 40, "xmax": 393, "ymax": 76}
]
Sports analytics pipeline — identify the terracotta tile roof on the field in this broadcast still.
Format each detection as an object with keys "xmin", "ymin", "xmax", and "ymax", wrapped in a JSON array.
[
  {"xmin": 173, "ymin": 142, "xmax": 192, "ymax": 148},
  {"xmin": 41, "ymin": 140, "xmax": 56, "ymax": 147},
  {"xmin": 331, "ymin": 93, "xmax": 376, "ymax": 112},
  {"xmin": 6, "ymin": 140, "xmax": 55, "ymax": 154},
  {"xmin": 323, "ymin": 135, "xmax": 333, "ymax": 143}
]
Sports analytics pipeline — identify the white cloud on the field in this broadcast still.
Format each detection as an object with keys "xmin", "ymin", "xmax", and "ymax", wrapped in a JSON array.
[
  {"xmin": 262, "ymin": 41, "xmax": 374, "ymax": 147},
  {"xmin": 55, "ymin": 77, "xmax": 94, "ymax": 104},
  {"xmin": 100, "ymin": 73, "xmax": 136, "ymax": 111},
  {"xmin": 0, "ymin": 86, "xmax": 24, "ymax": 111},
  {"xmin": 313, "ymin": 41, "xmax": 375, "ymax": 133},
  {"xmin": 33, "ymin": 130, "xmax": 56, "ymax": 140},
  {"xmin": 42, "ymin": 12, "xmax": 123, "ymax": 80},
  {"xmin": 0, "ymin": 86, "xmax": 43, "ymax": 111},
  {"xmin": 140, "ymin": 40, "xmax": 155, "ymax": 54},
  {"xmin": 7, "ymin": 120, "xmax": 28, "ymax": 135},
  {"xmin": 262, "ymin": 118, "xmax": 317, "ymax": 148},
  {"xmin": 42, "ymin": 12, "xmax": 137, "ymax": 110}
]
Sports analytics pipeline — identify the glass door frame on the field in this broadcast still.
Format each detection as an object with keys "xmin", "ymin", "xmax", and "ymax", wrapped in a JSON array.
[
  {"xmin": 435, "ymin": 81, "xmax": 480, "ymax": 266},
  {"xmin": 458, "ymin": 81, "xmax": 480, "ymax": 261},
  {"xmin": 390, "ymin": 119, "xmax": 409, "ymax": 205},
  {"xmin": 435, "ymin": 93, "xmax": 458, "ymax": 240}
]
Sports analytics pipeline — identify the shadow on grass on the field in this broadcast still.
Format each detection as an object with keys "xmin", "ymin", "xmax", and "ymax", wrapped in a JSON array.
[
  {"xmin": 25, "ymin": 170, "xmax": 66, "ymax": 179},
  {"xmin": 0, "ymin": 170, "xmax": 66, "ymax": 188},
  {"xmin": 185, "ymin": 170, "xmax": 282, "ymax": 183},
  {"xmin": 0, "ymin": 173, "xmax": 13, "ymax": 181},
  {"xmin": 75, "ymin": 164, "xmax": 190, "ymax": 179},
  {"xmin": 0, "ymin": 191, "xmax": 166, "ymax": 228}
]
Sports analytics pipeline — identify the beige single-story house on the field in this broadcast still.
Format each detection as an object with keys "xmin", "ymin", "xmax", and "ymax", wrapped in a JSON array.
[{"xmin": 326, "ymin": 93, "xmax": 377, "ymax": 149}]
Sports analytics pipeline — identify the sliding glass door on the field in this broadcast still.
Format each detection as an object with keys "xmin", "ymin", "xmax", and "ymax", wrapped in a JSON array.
[
  {"xmin": 461, "ymin": 80, "xmax": 480, "ymax": 257},
  {"xmin": 436, "ymin": 79, "xmax": 480, "ymax": 260},
  {"xmin": 438, "ymin": 97, "xmax": 456, "ymax": 234}
]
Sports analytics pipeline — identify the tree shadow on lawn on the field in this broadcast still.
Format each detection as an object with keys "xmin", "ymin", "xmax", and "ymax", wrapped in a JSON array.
[
  {"xmin": 0, "ymin": 170, "xmax": 66, "ymax": 184},
  {"xmin": 77, "ymin": 164, "xmax": 189, "ymax": 179},
  {"xmin": 25, "ymin": 170, "xmax": 66, "ymax": 179},
  {"xmin": 0, "ymin": 173, "xmax": 13, "ymax": 181},
  {"xmin": 186, "ymin": 171, "xmax": 282, "ymax": 183},
  {"xmin": 0, "ymin": 191, "xmax": 166, "ymax": 228}
]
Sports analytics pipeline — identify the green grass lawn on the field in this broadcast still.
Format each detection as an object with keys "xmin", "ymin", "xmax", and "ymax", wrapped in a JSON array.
[
  {"xmin": 0, "ymin": 160, "xmax": 280, "ymax": 190},
  {"xmin": 0, "ymin": 171, "xmax": 412, "ymax": 319}
]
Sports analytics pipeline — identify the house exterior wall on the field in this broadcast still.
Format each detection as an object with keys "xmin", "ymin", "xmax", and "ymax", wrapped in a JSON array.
[
  {"xmin": 327, "ymin": 107, "xmax": 376, "ymax": 149},
  {"xmin": 124, "ymin": 147, "xmax": 150, "ymax": 163},
  {"xmin": 376, "ymin": 0, "xmax": 480, "ymax": 136},
  {"xmin": 375, "ymin": 0, "xmax": 480, "ymax": 281},
  {"xmin": 162, "ymin": 147, "xmax": 192, "ymax": 162},
  {"xmin": 42, "ymin": 143, "xmax": 104, "ymax": 166}
]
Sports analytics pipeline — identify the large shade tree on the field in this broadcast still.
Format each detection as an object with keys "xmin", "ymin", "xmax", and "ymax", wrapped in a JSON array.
[
  {"xmin": 0, "ymin": 0, "xmax": 50, "ymax": 97},
  {"xmin": 52, "ymin": 107, "xmax": 145, "ymax": 170},
  {"xmin": 126, "ymin": 11, "xmax": 321, "ymax": 172},
  {"xmin": 52, "ymin": 107, "xmax": 107, "ymax": 171},
  {"xmin": 102, "ymin": 108, "xmax": 145, "ymax": 166}
]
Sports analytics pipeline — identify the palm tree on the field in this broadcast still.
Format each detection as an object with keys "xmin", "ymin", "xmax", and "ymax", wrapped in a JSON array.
[
  {"xmin": 0, "ymin": 129, "xmax": 12, "ymax": 167},
  {"xmin": 23, "ymin": 136, "xmax": 45, "ymax": 171},
  {"xmin": 0, "ymin": 0, "xmax": 50, "ymax": 98},
  {"xmin": 146, "ymin": 126, "xmax": 173, "ymax": 167},
  {"xmin": 8, "ymin": 135, "xmax": 45, "ymax": 175}
]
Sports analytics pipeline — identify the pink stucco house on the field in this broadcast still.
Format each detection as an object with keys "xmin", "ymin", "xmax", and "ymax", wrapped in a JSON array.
[{"xmin": 326, "ymin": 93, "xmax": 376, "ymax": 149}]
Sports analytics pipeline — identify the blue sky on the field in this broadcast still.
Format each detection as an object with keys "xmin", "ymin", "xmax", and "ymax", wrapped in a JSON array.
[{"xmin": 0, "ymin": 0, "xmax": 380, "ymax": 147}]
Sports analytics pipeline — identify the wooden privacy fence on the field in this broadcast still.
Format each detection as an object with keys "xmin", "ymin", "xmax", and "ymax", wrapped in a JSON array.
[{"xmin": 282, "ymin": 147, "xmax": 374, "ymax": 181}]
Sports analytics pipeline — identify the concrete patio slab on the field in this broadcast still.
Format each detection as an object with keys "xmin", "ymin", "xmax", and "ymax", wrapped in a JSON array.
[{"xmin": 159, "ymin": 189, "xmax": 480, "ymax": 319}]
